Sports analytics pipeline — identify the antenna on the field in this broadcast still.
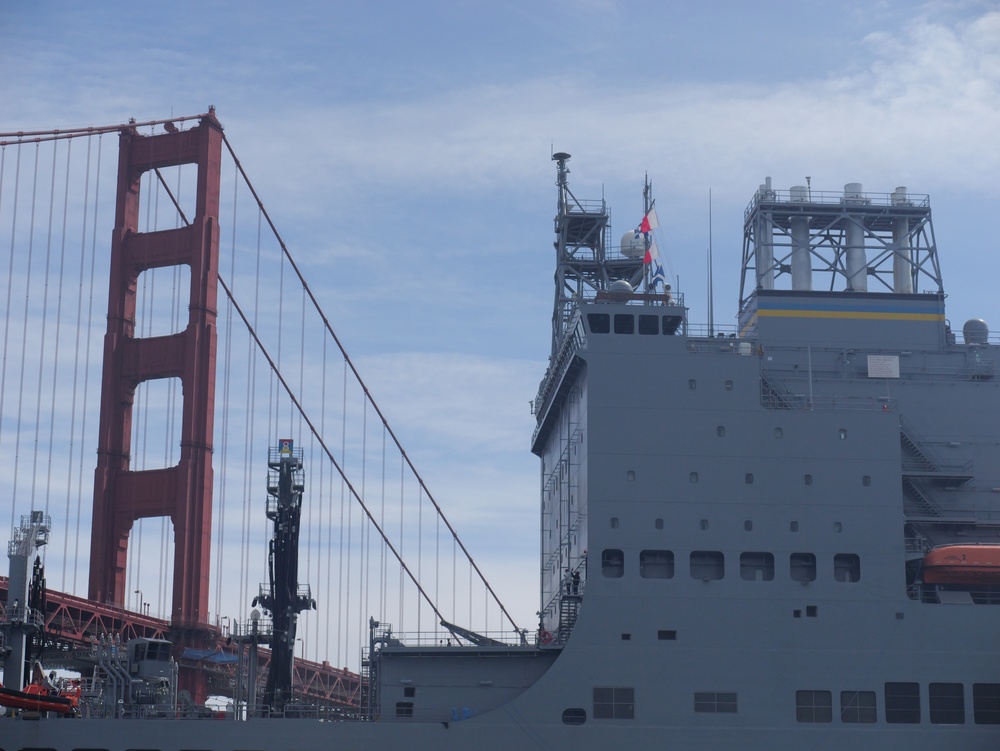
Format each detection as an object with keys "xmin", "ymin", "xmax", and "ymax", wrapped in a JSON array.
[{"xmin": 708, "ymin": 189, "xmax": 714, "ymax": 337}]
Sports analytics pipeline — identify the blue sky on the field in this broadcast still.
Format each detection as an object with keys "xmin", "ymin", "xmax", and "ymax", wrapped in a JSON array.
[{"xmin": 3, "ymin": 0, "xmax": 1000, "ymax": 665}]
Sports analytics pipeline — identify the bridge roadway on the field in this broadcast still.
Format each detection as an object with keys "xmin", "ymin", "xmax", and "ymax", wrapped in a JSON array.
[{"xmin": 0, "ymin": 577, "xmax": 361, "ymax": 708}]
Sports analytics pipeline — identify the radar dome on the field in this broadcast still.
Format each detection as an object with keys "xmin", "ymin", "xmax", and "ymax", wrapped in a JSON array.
[
  {"xmin": 609, "ymin": 280, "xmax": 634, "ymax": 294},
  {"xmin": 963, "ymin": 318, "xmax": 989, "ymax": 345},
  {"xmin": 620, "ymin": 231, "xmax": 646, "ymax": 259}
]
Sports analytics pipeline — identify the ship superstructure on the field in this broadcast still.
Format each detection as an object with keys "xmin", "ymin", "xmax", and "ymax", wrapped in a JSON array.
[{"xmin": 3, "ymin": 155, "xmax": 999, "ymax": 749}]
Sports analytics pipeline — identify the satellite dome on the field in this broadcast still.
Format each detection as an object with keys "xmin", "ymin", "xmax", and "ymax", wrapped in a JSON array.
[
  {"xmin": 963, "ymin": 318, "xmax": 989, "ymax": 345},
  {"xmin": 609, "ymin": 280, "xmax": 634, "ymax": 294},
  {"xmin": 620, "ymin": 231, "xmax": 645, "ymax": 259}
]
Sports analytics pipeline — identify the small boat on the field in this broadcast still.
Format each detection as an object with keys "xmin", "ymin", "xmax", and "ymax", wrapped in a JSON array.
[
  {"xmin": 0, "ymin": 681, "xmax": 79, "ymax": 714},
  {"xmin": 923, "ymin": 545, "xmax": 1000, "ymax": 584}
]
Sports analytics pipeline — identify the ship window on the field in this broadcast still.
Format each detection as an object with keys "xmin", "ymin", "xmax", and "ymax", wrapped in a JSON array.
[
  {"xmin": 716, "ymin": 426, "xmax": 725, "ymax": 437},
  {"xmin": 929, "ymin": 683, "xmax": 965, "ymax": 724},
  {"xmin": 699, "ymin": 518, "xmax": 708, "ymax": 530},
  {"xmin": 638, "ymin": 314, "xmax": 658, "ymax": 335},
  {"xmin": 690, "ymin": 472, "xmax": 699, "ymax": 483},
  {"xmin": 640, "ymin": 550, "xmax": 674, "ymax": 579},
  {"xmin": 610, "ymin": 517, "xmax": 619, "ymax": 529},
  {"xmin": 689, "ymin": 379, "xmax": 697, "ymax": 390},
  {"xmin": 790, "ymin": 553, "xmax": 816, "ymax": 582},
  {"xmin": 621, "ymin": 633, "xmax": 631, "ymax": 640},
  {"xmin": 834, "ymin": 553, "xmax": 861, "ymax": 582},
  {"xmin": 773, "ymin": 427, "xmax": 782, "ymax": 438},
  {"xmin": 862, "ymin": 475, "xmax": 871, "ymax": 486},
  {"xmin": 403, "ymin": 686, "xmax": 416, "ymax": 697},
  {"xmin": 690, "ymin": 551, "xmax": 724, "ymax": 580},
  {"xmin": 806, "ymin": 605, "xmax": 817, "ymax": 617},
  {"xmin": 694, "ymin": 692, "xmax": 737, "ymax": 713},
  {"xmin": 614, "ymin": 314, "xmax": 634, "ymax": 334},
  {"xmin": 804, "ymin": 474, "xmax": 812, "ymax": 486},
  {"xmin": 626, "ymin": 470, "xmax": 635, "ymax": 481},
  {"xmin": 396, "ymin": 701, "xmax": 414, "ymax": 718},
  {"xmin": 790, "ymin": 521, "xmax": 799, "ymax": 532},
  {"xmin": 655, "ymin": 518, "xmax": 664, "ymax": 530},
  {"xmin": 587, "ymin": 313, "xmax": 610, "ymax": 334},
  {"xmin": 663, "ymin": 315, "xmax": 682, "ymax": 335},
  {"xmin": 841, "ymin": 690, "xmax": 877, "ymax": 723},
  {"xmin": 593, "ymin": 686, "xmax": 634, "ymax": 719},
  {"xmin": 744, "ymin": 520, "xmax": 752, "ymax": 531},
  {"xmin": 602, "ymin": 549, "xmax": 624, "ymax": 578},
  {"xmin": 740, "ymin": 552, "xmax": 774, "ymax": 581},
  {"xmin": 744, "ymin": 473, "xmax": 754, "ymax": 484},
  {"xmin": 725, "ymin": 379, "xmax": 734, "ymax": 391},
  {"xmin": 885, "ymin": 682, "xmax": 921, "ymax": 723},
  {"xmin": 839, "ymin": 428, "xmax": 847, "ymax": 440},
  {"xmin": 658, "ymin": 630, "xmax": 677, "ymax": 640},
  {"xmin": 973, "ymin": 683, "xmax": 1000, "ymax": 724},
  {"xmin": 796, "ymin": 690, "xmax": 832, "ymax": 722},
  {"xmin": 562, "ymin": 707, "xmax": 587, "ymax": 725}
]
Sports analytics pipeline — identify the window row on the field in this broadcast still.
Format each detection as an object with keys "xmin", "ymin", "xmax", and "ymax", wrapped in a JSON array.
[
  {"xmin": 560, "ymin": 683, "xmax": 1000, "ymax": 725},
  {"xmin": 798, "ymin": 683, "xmax": 1000, "ymax": 725},
  {"xmin": 586, "ymin": 312, "xmax": 682, "ymax": 336},
  {"xmin": 602, "ymin": 549, "xmax": 861, "ymax": 583}
]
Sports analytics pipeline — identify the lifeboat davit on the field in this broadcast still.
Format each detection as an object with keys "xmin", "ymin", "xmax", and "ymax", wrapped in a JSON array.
[{"xmin": 923, "ymin": 544, "xmax": 1000, "ymax": 585}]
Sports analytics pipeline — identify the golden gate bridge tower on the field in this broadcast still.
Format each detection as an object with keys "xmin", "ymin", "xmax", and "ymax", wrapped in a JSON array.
[{"xmin": 88, "ymin": 110, "xmax": 223, "ymax": 699}]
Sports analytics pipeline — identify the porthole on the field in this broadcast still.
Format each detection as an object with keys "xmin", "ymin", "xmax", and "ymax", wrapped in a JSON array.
[{"xmin": 562, "ymin": 707, "xmax": 587, "ymax": 725}]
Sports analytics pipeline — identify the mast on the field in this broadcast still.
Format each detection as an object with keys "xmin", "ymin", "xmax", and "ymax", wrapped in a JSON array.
[{"xmin": 253, "ymin": 440, "xmax": 315, "ymax": 712}]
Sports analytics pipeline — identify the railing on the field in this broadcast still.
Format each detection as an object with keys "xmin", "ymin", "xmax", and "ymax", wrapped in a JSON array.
[{"xmin": 744, "ymin": 187, "xmax": 930, "ymax": 222}]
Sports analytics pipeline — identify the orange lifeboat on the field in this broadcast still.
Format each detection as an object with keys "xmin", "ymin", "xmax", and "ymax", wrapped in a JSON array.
[{"xmin": 923, "ymin": 544, "xmax": 1000, "ymax": 585}]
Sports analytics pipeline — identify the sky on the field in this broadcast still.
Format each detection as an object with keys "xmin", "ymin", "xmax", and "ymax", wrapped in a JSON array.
[{"xmin": 2, "ymin": 0, "xmax": 1000, "ymax": 669}]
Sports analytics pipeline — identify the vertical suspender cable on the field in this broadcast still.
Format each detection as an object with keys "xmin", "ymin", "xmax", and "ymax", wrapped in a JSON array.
[{"xmin": 1, "ymin": 144, "xmax": 19, "ymax": 532}]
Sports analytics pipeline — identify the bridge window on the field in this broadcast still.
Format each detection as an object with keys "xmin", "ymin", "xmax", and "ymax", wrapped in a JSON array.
[
  {"xmin": 973, "ymin": 683, "xmax": 1000, "ymax": 724},
  {"xmin": 640, "ymin": 550, "xmax": 674, "ymax": 579},
  {"xmin": 638, "ymin": 314, "xmax": 658, "ymax": 335},
  {"xmin": 790, "ymin": 553, "xmax": 816, "ymax": 582},
  {"xmin": 929, "ymin": 683, "xmax": 965, "ymax": 724},
  {"xmin": 834, "ymin": 554, "xmax": 861, "ymax": 582},
  {"xmin": 602, "ymin": 549, "xmax": 624, "ymax": 578},
  {"xmin": 613, "ymin": 314, "xmax": 634, "ymax": 334},
  {"xmin": 562, "ymin": 707, "xmax": 587, "ymax": 725},
  {"xmin": 740, "ymin": 552, "xmax": 774, "ymax": 581},
  {"xmin": 593, "ymin": 686, "xmax": 634, "ymax": 719},
  {"xmin": 694, "ymin": 691, "xmax": 737, "ymax": 713},
  {"xmin": 841, "ymin": 690, "xmax": 877, "ymax": 723},
  {"xmin": 690, "ymin": 551, "xmax": 724, "ymax": 580},
  {"xmin": 796, "ymin": 690, "xmax": 832, "ymax": 722},
  {"xmin": 586, "ymin": 313, "xmax": 610, "ymax": 333},
  {"xmin": 885, "ymin": 682, "xmax": 921, "ymax": 724}
]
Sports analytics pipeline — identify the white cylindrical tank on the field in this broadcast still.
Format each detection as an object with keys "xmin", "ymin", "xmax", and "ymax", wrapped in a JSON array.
[
  {"xmin": 790, "ymin": 185, "xmax": 808, "ymax": 202},
  {"xmin": 620, "ymin": 231, "xmax": 645, "ymax": 259},
  {"xmin": 892, "ymin": 217, "xmax": 912, "ymax": 294},
  {"xmin": 963, "ymin": 319, "xmax": 990, "ymax": 345},
  {"xmin": 791, "ymin": 216, "xmax": 811, "ymax": 291},
  {"xmin": 844, "ymin": 183, "xmax": 867, "ymax": 291}
]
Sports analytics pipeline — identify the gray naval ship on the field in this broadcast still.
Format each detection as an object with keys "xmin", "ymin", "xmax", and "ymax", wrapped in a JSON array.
[{"xmin": 3, "ymin": 155, "xmax": 1000, "ymax": 749}]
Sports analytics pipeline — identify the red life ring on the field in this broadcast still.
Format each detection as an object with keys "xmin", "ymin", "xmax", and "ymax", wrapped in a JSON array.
[{"xmin": 539, "ymin": 630, "xmax": 554, "ymax": 645}]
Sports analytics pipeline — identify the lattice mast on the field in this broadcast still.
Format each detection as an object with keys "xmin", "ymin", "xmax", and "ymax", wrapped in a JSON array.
[
  {"xmin": 254, "ymin": 441, "xmax": 315, "ymax": 712},
  {"xmin": 550, "ymin": 153, "xmax": 645, "ymax": 356}
]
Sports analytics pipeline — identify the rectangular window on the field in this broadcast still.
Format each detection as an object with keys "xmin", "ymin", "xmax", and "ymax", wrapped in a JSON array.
[
  {"xmin": 593, "ymin": 686, "xmax": 634, "ymax": 719},
  {"xmin": 929, "ymin": 682, "xmax": 965, "ymax": 724},
  {"xmin": 396, "ymin": 701, "xmax": 413, "ymax": 718},
  {"xmin": 694, "ymin": 692, "xmax": 737, "ymax": 713},
  {"xmin": 602, "ymin": 549, "xmax": 624, "ymax": 578},
  {"xmin": 796, "ymin": 690, "xmax": 832, "ymax": 723},
  {"xmin": 690, "ymin": 551, "xmax": 724, "ymax": 580},
  {"xmin": 613, "ymin": 314, "xmax": 634, "ymax": 334},
  {"xmin": 637, "ymin": 314, "xmax": 659, "ymax": 335},
  {"xmin": 841, "ymin": 690, "xmax": 876, "ymax": 723},
  {"xmin": 740, "ymin": 552, "xmax": 774, "ymax": 581},
  {"xmin": 640, "ymin": 550, "xmax": 674, "ymax": 579},
  {"xmin": 587, "ymin": 313, "xmax": 610, "ymax": 333},
  {"xmin": 885, "ymin": 682, "xmax": 920, "ymax": 724},
  {"xmin": 790, "ymin": 552, "xmax": 816, "ymax": 582},
  {"xmin": 834, "ymin": 553, "xmax": 861, "ymax": 582},
  {"xmin": 973, "ymin": 683, "xmax": 1000, "ymax": 724}
]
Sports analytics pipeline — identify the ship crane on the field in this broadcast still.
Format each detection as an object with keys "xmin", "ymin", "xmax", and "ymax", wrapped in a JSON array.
[{"xmin": 252, "ymin": 440, "xmax": 316, "ymax": 713}]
